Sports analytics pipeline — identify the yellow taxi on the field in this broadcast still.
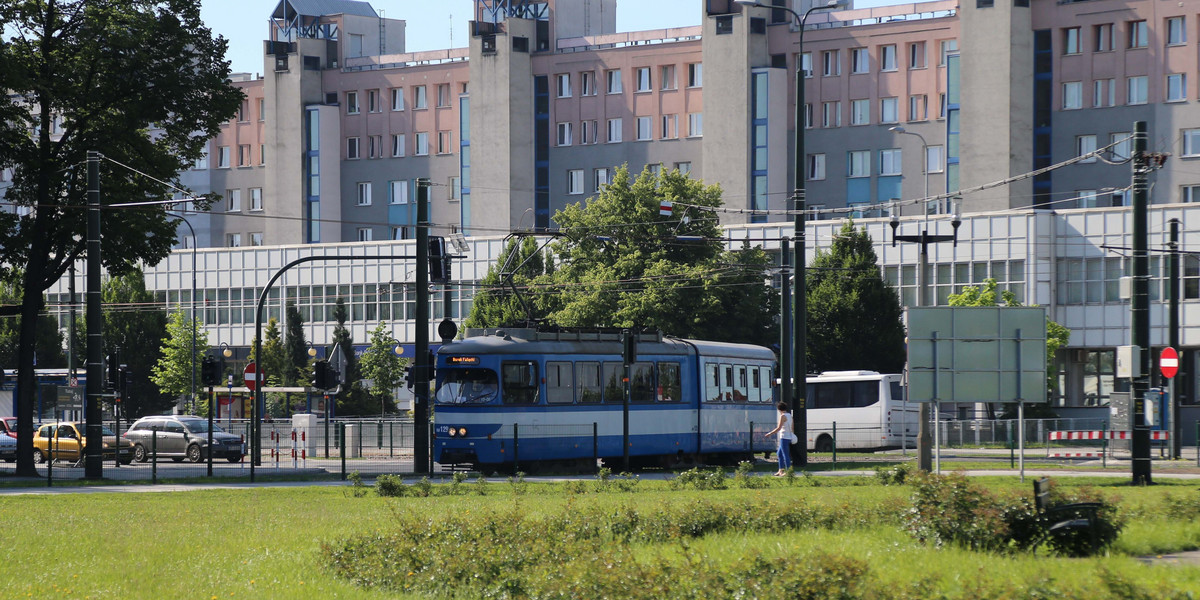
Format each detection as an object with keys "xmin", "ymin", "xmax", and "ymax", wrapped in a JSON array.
[{"xmin": 33, "ymin": 422, "xmax": 134, "ymax": 465}]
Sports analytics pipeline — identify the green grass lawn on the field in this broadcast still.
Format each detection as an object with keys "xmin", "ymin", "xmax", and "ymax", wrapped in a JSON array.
[{"xmin": 1, "ymin": 474, "xmax": 1198, "ymax": 599}]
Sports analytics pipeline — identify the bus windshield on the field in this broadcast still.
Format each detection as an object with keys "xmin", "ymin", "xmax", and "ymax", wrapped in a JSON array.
[{"xmin": 436, "ymin": 368, "xmax": 500, "ymax": 405}]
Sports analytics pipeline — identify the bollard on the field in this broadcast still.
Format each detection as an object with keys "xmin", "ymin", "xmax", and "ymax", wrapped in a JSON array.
[
  {"xmin": 378, "ymin": 420, "xmax": 383, "ymax": 449},
  {"xmin": 832, "ymin": 422, "xmax": 837, "ymax": 467}
]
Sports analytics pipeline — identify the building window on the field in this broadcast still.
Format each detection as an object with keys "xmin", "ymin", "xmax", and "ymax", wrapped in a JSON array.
[
  {"xmin": 389, "ymin": 180, "xmax": 408, "ymax": 204},
  {"xmin": 847, "ymin": 150, "xmax": 870, "ymax": 177},
  {"xmin": 1110, "ymin": 132, "xmax": 1131, "ymax": 160},
  {"xmin": 1167, "ymin": 16, "xmax": 1186, "ymax": 46},
  {"xmin": 250, "ymin": 187, "xmax": 263, "ymax": 211},
  {"xmin": 227, "ymin": 233, "xmax": 241, "ymax": 247},
  {"xmin": 1167, "ymin": 73, "xmax": 1186, "ymax": 102},
  {"xmin": 1182, "ymin": 185, "xmax": 1200, "ymax": 203},
  {"xmin": 357, "ymin": 228, "xmax": 373, "ymax": 241},
  {"xmin": 238, "ymin": 144, "xmax": 251, "ymax": 166},
  {"xmin": 391, "ymin": 226, "xmax": 408, "ymax": 240},
  {"xmin": 250, "ymin": 232, "xmax": 263, "ymax": 246},
  {"xmin": 675, "ymin": 162, "xmax": 691, "ymax": 175},
  {"xmin": 1127, "ymin": 76, "xmax": 1148, "ymax": 104},
  {"xmin": 661, "ymin": 114, "xmax": 678, "ymax": 139},
  {"xmin": 347, "ymin": 137, "xmax": 360, "ymax": 159},
  {"xmin": 822, "ymin": 50, "xmax": 840, "ymax": 76},
  {"xmin": 437, "ymin": 83, "xmax": 451, "ymax": 107},
  {"xmin": 1076, "ymin": 135, "xmax": 1097, "ymax": 163},
  {"xmin": 226, "ymin": 189, "xmax": 241, "ymax": 212},
  {"xmin": 392, "ymin": 134, "xmax": 406, "ymax": 157},
  {"xmin": 1062, "ymin": 81, "xmax": 1082, "ymax": 109},
  {"xmin": 450, "ymin": 176, "xmax": 461, "ymax": 200},
  {"xmin": 557, "ymin": 122, "xmax": 572, "ymax": 146},
  {"xmin": 1182, "ymin": 129, "xmax": 1200, "ymax": 156},
  {"xmin": 636, "ymin": 116, "xmax": 651, "ymax": 141},
  {"xmin": 367, "ymin": 89, "xmax": 379, "ymax": 112},
  {"xmin": 1094, "ymin": 24, "xmax": 1113, "ymax": 52},
  {"xmin": 661, "ymin": 65, "xmax": 676, "ymax": 90},
  {"xmin": 800, "ymin": 52, "xmax": 812, "ymax": 78},
  {"xmin": 414, "ymin": 85, "xmax": 427, "ymax": 109},
  {"xmin": 217, "ymin": 146, "xmax": 230, "ymax": 168},
  {"xmin": 391, "ymin": 87, "xmax": 405, "ymax": 111},
  {"xmin": 939, "ymin": 39, "xmax": 957, "ymax": 66},
  {"xmin": 850, "ymin": 48, "xmax": 869, "ymax": 74},
  {"xmin": 607, "ymin": 118, "xmax": 623, "ymax": 142},
  {"xmin": 606, "ymin": 69, "xmax": 622, "ymax": 94},
  {"xmin": 635, "ymin": 67, "xmax": 651, "ymax": 92},
  {"xmin": 879, "ymin": 148, "xmax": 901, "ymax": 176},
  {"xmin": 807, "ymin": 153, "xmax": 826, "ymax": 181},
  {"xmin": 260, "ymin": 144, "xmax": 266, "ymax": 165},
  {"xmin": 1063, "ymin": 27, "xmax": 1081, "ymax": 54},
  {"xmin": 1128, "ymin": 20, "xmax": 1148, "ymax": 48},
  {"xmin": 257, "ymin": 98, "xmax": 265, "ymax": 121},
  {"xmin": 822, "ymin": 101, "xmax": 841, "ymax": 127},
  {"xmin": 415, "ymin": 132, "xmax": 429, "ymax": 155},
  {"xmin": 437, "ymin": 131, "xmax": 452, "ymax": 154},
  {"xmin": 909, "ymin": 95, "xmax": 928, "ymax": 121},
  {"xmin": 879, "ymin": 44, "xmax": 897, "ymax": 71},
  {"xmin": 580, "ymin": 120, "xmax": 597, "ymax": 144},
  {"xmin": 927, "ymin": 145, "xmax": 944, "ymax": 173},
  {"xmin": 357, "ymin": 182, "xmax": 372, "ymax": 206},
  {"xmin": 880, "ymin": 97, "xmax": 898, "ymax": 124},
  {"xmin": 804, "ymin": 103, "xmax": 813, "ymax": 129},
  {"xmin": 369, "ymin": 135, "xmax": 382, "ymax": 158},
  {"xmin": 346, "ymin": 91, "xmax": 359, "ymax": 114},
  {"xmin": 594, "ymin": 167, "xmax": 609, "ymax": 191},
  {"xmin": 581, "ymin": 71, "xmax": 595, "ymax": 96},
  {"xmin": 194, "ymin": 146, "xmax": 209, "ymax": 170},
  {"xmin": 1094, "ymin": 79, "xmax": 1115, "ymax": 107},
  {"xmin": 909, "ymin": 41, "xmax": 926, "ymax": 68},
  {"xmin": 556, "ymin": 73, "xmax": 571, "ymax": 97},
  {"xmin": 567, "ymin": 169, "xmax": 584, "ymax": 194},
  {"xmin": 238, "ymin": 100, "xmax": 248, "ymax": 121},
  {"xmin": 688, "ymin": 113, "xmax": 702, "ymax": 137},
  {"xmin": 688, "ymin": 63, "xmax": 703, "ymax": 87},
  {"xmin": 850, "ymin": 99, "xmax": 869, "ymax": 125}
]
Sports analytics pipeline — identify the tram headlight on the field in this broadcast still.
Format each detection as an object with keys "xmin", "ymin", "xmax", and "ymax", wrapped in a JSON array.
[
  {"xmin": 447, "ymin": 428, "xmax": 457, "ymax": 438},
  {"xmin": 457, "ymin": 427, "xmax": 468, "ymax": 437}
]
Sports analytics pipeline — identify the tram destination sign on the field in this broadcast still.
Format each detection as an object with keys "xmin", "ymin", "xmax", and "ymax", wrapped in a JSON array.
[
  {"xmin": 447, "ymin": 356, "xmax": 480, "ymax": 365},
  {"xmin": 906, "ymin": 306, "xmax": 1048, "ymax": 404}
]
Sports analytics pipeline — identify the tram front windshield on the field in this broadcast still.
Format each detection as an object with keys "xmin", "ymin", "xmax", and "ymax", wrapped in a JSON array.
[{"xmin": 436, "ymin": 368, "xmax": 499, "ymax": 405}]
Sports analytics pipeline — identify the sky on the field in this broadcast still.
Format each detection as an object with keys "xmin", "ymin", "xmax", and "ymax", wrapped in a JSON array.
[{"xmin": 200, "ymin": 0, "xmax": 903, "ymax": 76}]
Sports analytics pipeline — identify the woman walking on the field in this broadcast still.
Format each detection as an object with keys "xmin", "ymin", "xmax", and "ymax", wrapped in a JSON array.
[{"xmin": 764, "ymin": 401, "xmax": 796, "ymax": 476}]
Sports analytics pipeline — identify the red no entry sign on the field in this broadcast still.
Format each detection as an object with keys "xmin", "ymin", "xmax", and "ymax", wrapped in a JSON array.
[
  {"xmin": 1160, "ymin": 347, "xmax": 1179, "ymax": 379},
  {"xmin": 244, "ymin": 362, "xmax": 259, "ymax": 391}
]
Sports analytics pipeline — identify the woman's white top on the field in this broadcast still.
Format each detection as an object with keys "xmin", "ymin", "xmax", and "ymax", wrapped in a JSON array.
[{"xmin": 778, "ymin": 411, "xmax": 795, "ymax": 441}]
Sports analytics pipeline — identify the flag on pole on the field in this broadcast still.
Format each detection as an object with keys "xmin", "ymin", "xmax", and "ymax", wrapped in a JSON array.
[{"xmin": 659, "ymin": 200, "xmax": 674, "ymax": 216}]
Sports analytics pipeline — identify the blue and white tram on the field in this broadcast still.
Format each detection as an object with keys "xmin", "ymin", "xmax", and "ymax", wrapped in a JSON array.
[{"xmin": 433, "ymin": 329, "xmax": 778, "ymax": 470}]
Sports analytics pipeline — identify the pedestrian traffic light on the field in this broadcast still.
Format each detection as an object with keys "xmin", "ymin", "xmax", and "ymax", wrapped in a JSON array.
[
  {"xmin": 201, "ymin": 356, "xmax": 220, "ymax": 386},
  {"xmin": 312, "ymin": 360, "xmax": 331, "ymax": 390},
  {"xmin": 106, "ymin": 351, "xmax": 120, "ymax": 391},
  {"xmin": 405, "ymin": 365, "xmax": 415, "ymax": 390},
  {"xmin": 428, "ymin": 236, "xmax": 452, "ymax": 283}
]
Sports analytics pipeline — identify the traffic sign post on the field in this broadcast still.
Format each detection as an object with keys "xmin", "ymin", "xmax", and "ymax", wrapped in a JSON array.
[
  {"xmin": 1160, "ymin": 347, "xmax": 1178, "ymax": 461},
  {"xmin": 1160, "ymin": 347, "xmax": 1178, "ymax": 379},
  {"xmin": 244, "ymin": 362, "xmax": 259, "ymax": 392}
]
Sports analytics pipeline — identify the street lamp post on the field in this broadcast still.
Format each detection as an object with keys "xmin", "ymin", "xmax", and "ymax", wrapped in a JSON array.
[
  {"xmin": 735, "ymin": 0, "xmax": 846, "ymax": 465},
  {"xmin": 170, "ymin": 213, "xmax": 198, "ymax": 415},
  {"xmin": 888, "ymin": 126, "xmax": 930, "ymax": 211}
]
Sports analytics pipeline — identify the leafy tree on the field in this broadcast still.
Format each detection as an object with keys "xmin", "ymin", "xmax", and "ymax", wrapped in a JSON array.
[
  {"xmin": 464, "ymin": 237, "xmax": 553, "ymax": 329},
  {"xmin": 329, "ymin": 297, "xmax": 372, "ymax": 416},
  {"xmin": 284, "ymin": 301, "xmax": 308, "ymax": 386},
  {"xmin": 101, "ymin": 270, "xmax": 172, "ymax": 418},
  {"xmin": 359, "ymin": 322, "xmax": 407, "ymax": 415},
  {"xmin": 805, "ymin": 221, "xmax": 906, "ymax": 374},
  {"xmin": 151, "ymin": 309, "xmax": 209, "ymax": 410},
  {"xmin": 255, "ymin": 317, "xmax": 290, "ymax": 418},
  {"xmin": 0, "ymin": 0, "xmax": 243, "ymax": 474},
  {"xmin": 948, "ymin": 278, "xmax": 1070, "ymax": 418},
  {"xmin": 544, "ymin": 165, "xmax": 778, "ymax": 344},
  {"xmin": 0, "ymin": 280, "xmax": 65, "ymax": 369}
]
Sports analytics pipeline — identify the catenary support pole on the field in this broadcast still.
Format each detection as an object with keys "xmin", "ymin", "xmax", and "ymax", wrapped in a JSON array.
[
  {"xmin": 1130, "ymin": 121, "xmax": 1152, "ymax": 485},
  {"xmin": 85, "ymin": 150, "xmax": 104, "ymax": 479}
]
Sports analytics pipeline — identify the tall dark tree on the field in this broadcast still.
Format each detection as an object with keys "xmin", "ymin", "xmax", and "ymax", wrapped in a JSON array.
[
  {"xmin": 101, "ymin": 270, "xmax": 171, "ymax": 418},
  {"xmin": 463, "ymin": 237, "xmax": 553, "ymax": 330},
  {"xmin": 806, "ymin": 221, "xmax": 906, "ymax": 374},
  {"xmin": 0, "ymin": 280, "xmax": 65, "ymax": 370},
  {"xmin": 329, "ymin": 297, "xmax": 372, "ymax": 415},
  {"xmin": 256, "ymin": 317, "xmax": 290, "ymax": 418},
  {"xmin": 0, "ymin": 0, "xmax": 243, "ymax": 474},
  {"xmin": 284, "ymin": 301, "xmax": 308, "ymax": 386}
]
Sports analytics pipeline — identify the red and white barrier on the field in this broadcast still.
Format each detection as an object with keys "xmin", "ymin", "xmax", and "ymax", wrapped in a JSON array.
[
  {"xmin": 1048, "ymin": 452, "xmax": 1105, "ymax": 458},
  {"xmin": 1049, "ymin": 430, "xmax": 1169, "ymax": 441}
]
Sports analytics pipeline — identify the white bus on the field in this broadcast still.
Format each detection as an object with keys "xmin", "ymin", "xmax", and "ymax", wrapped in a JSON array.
[{"xmin": 801, "ymin": 371, "xmax": 916, "ymax": 452}]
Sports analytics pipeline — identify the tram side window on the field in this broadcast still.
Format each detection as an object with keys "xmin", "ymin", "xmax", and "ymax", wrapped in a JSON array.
[
  {"xmin": 658, "ymin": 362, "xmax": 681, "ymax": 402},
  {"xmin": 631, "ymin": 362, "xmax": 655, "ymax": 403},
  {"xmin": 501, "ymin": 361, "xmax": 539, "ymax": 404},
  {"xmin": 546, "ymin": 361, "xmax": 574, "ymax": 404},
  {"xmin": 705, "ymin": 364, "xmax": 722, "ymax": 402},
  {"xmin": 602, "ymin": 361, "xmax": 624, "ymax": 403},
  {"xmin": 722, "ymin": 364, "xmax": 734, "ymax": 401},
  {"xmin": 749, "ymin": 366, "xmax": 761, "ymax": 402},
  {"xmin": 578, "ymin": 361, "xmax": 602, "ymax": 403},
  {"xmin": 733, "ymin": 366, "xmax": 748, "ymax": 402}
]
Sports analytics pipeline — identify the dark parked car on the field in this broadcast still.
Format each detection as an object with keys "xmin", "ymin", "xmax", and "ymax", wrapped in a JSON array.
[
  {"xmin": 0, "ymin": 432, "xmax": 15, "ymax": 462},
  {"xmin": 124, "ymin": 416, "xmax": 244, "ymax": 463}
]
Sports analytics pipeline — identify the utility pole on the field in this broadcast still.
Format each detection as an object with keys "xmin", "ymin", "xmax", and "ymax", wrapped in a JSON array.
[
  {"xmin": 1168, "ymin": 218, "xmax": 1181, "ymax": 459},
  {"xmin": 414, "ymin": 178, "xmax": 431, "ymax": 473},
  {"xmin": 85, "ymin": 150, "xmax": 104, "ymax": 479},
  {"xmin": 780, "ymin": 238, "xmax": 792, "ymax": 413},
  {"xmin": 1130, "ymin": 121, "xmax": 1152, "ymax": 485}
]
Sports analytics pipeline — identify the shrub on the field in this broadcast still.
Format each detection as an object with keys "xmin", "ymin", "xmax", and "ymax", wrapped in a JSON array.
[
  {"xmin": 474, "ymin": 475, "xmax": 489, "ymax": 495},
  {"xmin": 1163, "ymin": 489, "xmax": 1200, "ymax": 520},
  {"xmin": 564, "ymin": 480, "xmax": 589, "ymax": 495},
  {"xmin": 508, "ymin": 471, "xmax": 528, "ymax": 495},
  {"xmin": 410, "ymin": 476, "xmax": 433, "ymax": 497},
  {"xmin": 374, "ymin": 474, "xmax": 406, "ymax": 497},
  {"xmin": 735, "ymin": 461, "xmax": 768, "ymax": 489},
  {"xmin": 874, "ymin": 463, "xmax": 912, "ymax": 486},
  {"xmin": 1037, "ymin": 482, "xmax": 1125, "ymax": 557},
  {"xmin": 346, "ymin": 470, "xmax": 368, "ymax": 497},
  {"xmin": 670, "ymin": 467, "xmax": 728, "ymax": 491},
  {"xmin": 444, "ymin": 471, "xmax": 468, "ymax": 495}
]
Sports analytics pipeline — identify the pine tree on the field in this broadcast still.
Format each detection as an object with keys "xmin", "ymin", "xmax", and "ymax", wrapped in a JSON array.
[
  {"xmin": 330, "ymin": 297, "xmax": 372, "ymax": 415},
  {"xmin": 284, "ymin": 301, "xmax": 308, "ymax": 386}
]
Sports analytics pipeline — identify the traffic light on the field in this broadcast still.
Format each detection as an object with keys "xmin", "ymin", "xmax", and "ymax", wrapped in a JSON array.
[
  {"xmin": 428, "ymin": 236, "xmax": 452, "ymax": 283},
  {"xmin": 201, "ymin": 356, "xmax": 220, "ymax": 387},
  {"xmin": 622, "ymin": 330, "xmax": 637, "ymax": 365},
  {"xmin": 106, "ymin": 352, "xmax": 120, "ymax": 391},
  {"xmin": 118, "ymin": 366, "xmax": 131, "ymax": 403},
  {"xmin": 312, "ymin": 360, "xmax": 331, "ymax": 390}
]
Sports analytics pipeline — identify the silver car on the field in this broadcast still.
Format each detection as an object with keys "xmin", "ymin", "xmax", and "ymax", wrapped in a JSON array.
[
  {"xmin": 124, "ymin": 416, "xmax": 244, "ymax": 463},
  {"xmin": 0, "ymin": 432, "xmax": 15, "ymax": 462}
]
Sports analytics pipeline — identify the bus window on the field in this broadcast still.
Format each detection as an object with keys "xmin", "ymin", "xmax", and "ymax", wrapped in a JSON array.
[
  {"xmin": 809, "ymin": 380, "xmax": 882, "ymax": 409},
  {"xmin": 705, "ymin": 364, "xmax": 722, "ymax": 403},
  {"xmin": 734, "ymin": 366, "xmax": 748, "ymax": 402},
  {"xmin": 546, "ymin": 361, "xmax": 574, "ymax": 404},
  {"xmin": 631, "ymin": 362, "xmax": 654, "ymax": 403},
  {"xmin": 501, "ymin": 361, "xmax": 539, "ymax": 404},
  {"xmin": 658, "ymin": 362, "xmax": 681, "ymax": 402},
  {"xmin": 889, "ymin": 380, "xmax": 904, "ymax": 403},
  {"xmin": 578, "ymin": 362, "xmax": 602, "ymax": 403},
  {"xmin": 602, "ymin": 361, "xmax": 624, "ymax": 403},
  {"xmin": 722, "ymin": 364, "xmax": 734, "ymax": 401}
]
